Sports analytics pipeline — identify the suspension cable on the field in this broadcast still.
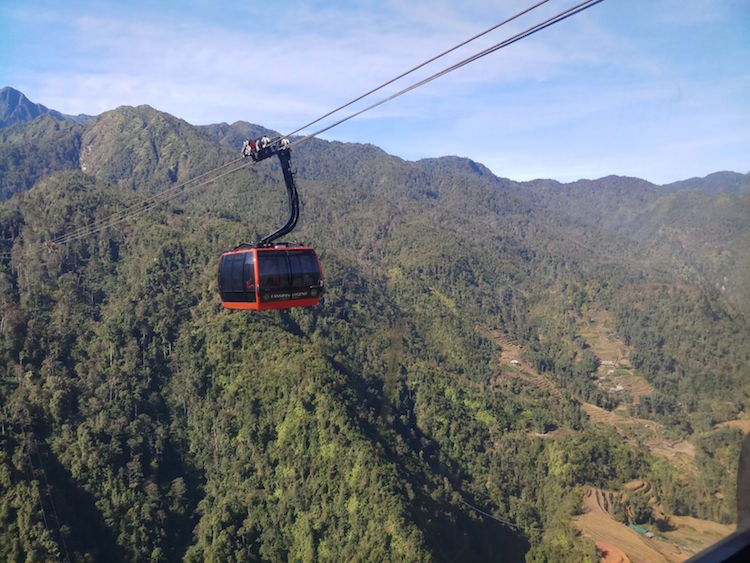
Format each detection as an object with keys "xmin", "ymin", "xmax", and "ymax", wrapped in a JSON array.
[
  {"xmin": 35, "ymin": 0, "xmax": 604, "ymax": 249},
  {"xmin": 288, "ymin": 0, "xmax": 603, "ymax": 151},
  {"xmin": 460, "ymin": 498, "xmax": 545, "ymax": 533},
  {"xmin": 53, "ymin": 159, "xmax": 253, "ymax": 245},
  {"xmin": 30, "ymin": 433, "xmax": 71, "ymax": 562},
  {"xmin": 273, "ymin": 0, "xmax": 552, "ymax": 143},
  {"xmin": 50, "ymin": 155, "xmax": 245, "ymax": 245},
  {"xmin": 22, "ymin": 418, "xmax": 71, "ymax": 562},
  {"xmin": 43, "ymin": 0, "xmax": 536, "ymax": 248}
]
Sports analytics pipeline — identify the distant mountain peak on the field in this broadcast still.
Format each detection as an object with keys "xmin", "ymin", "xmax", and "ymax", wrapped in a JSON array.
[
  {"xmin": 662, "ymin": 171, "xmax": 750, "ymax": 194},
  {"xmin": 0, "ymin": 87, "xmax": 95, "ymax": 128},
  {"xmin": 0, "ymin": 86, "xmax": 63, "ymax": 128}
]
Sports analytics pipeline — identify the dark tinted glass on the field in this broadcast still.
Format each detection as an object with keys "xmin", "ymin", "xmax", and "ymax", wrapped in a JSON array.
[
  {"xmin": 219, "ymin": 252, "xmax": 255, "ymax": 302},
  {"xmin": 288, "ymin": 250, "xmax": 320, "ymax": 288},
  {"xmin": 229, "ymin": 254, "xmax": 244, "ymax": 292},
  {"xmin": 258, "ymin": 251, "xmax": 290, "ymax": 289},
  {"xmin": 243, "ymin": 252, "xmax": 255, "ymax": 288}
]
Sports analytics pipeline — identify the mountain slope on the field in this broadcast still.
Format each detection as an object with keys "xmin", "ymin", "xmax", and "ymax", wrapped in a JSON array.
[
  {"xmin": 0, "ymin": 86, "xmax": 94, "ymax": 129},
  {"xmin": 0, "ymin": 115, "xmax": 84, "ymax": 199},
  {"xmin": 0, "ymin": 96, "xmax": 747, "ymax": 561},
  {"xmin": 0, "ymin": 86, "xmax": 64, "ymax": 128},
  {"xmin": 514, "ymin": 174, "xmax": 750, "ymax": 313},
  {"xmin": 79, "ymin": 105, "xmax": 231, "ymax": 191},
  {"xmin": 663, "ymin": 171, "xmax": 750, "ymax": 194}
]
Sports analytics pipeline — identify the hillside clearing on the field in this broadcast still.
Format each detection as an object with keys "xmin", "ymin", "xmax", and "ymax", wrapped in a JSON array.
[
  {"xmin": 715, "ymin": 416, "xmax": 750, "ymax": 434},
  {"xmin": 576, "ymin": 487, "xmax": 732, "ymax": 562},
  {"xmin": 575, "ymin": 306, "xmax": 655, "ymax": 402}
]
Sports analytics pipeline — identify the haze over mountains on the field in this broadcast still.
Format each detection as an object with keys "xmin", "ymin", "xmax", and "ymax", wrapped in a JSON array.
[
  {"xmin": 2, "ymin": 86, "xmax": 747, "ymax": 190},
  {"xmin": 1, "ymin": 86, "xmax": 748, "ymax": 561}
]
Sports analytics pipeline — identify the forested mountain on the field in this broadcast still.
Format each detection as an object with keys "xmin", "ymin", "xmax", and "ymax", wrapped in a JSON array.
[
  {"xmin": 0, "ymin": 87, "xmax": 92, "ymax": 129},
  {"xmin": 0, "ymin": 87, "xmax": 63, "ymax": 128},
  {"xmin": 518, "ymin": 175, "xmax": 750, "ymax": 314},
  {"xmin": 663, "ymin": 171, "xmax": 750, "ymax": 194},
  {"xmin": 0, "ymin": 92, "xmax": 748, "ymax": 561}
]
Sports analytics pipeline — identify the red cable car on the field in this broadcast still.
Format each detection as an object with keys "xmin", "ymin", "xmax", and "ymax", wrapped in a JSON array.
[
  {"xmin": 218, "ymin": 245, "xmax": 323, "ymax": 310},
  {"xmin": 218, "ymin": 137, "xmax": 324, "ymax": 311}
]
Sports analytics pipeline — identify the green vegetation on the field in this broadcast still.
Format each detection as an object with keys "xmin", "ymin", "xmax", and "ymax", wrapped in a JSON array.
[
  {"xmin": 0, "ymin": 115, "xmax": 83, "ymax": 199},
  {"xmin": 0, "ymin": 105, "xmax": 747, "ymax": 560}
]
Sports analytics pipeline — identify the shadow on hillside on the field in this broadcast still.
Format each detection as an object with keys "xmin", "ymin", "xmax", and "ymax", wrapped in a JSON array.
[
  {"xmin": 328, "ymin": 355, "xmax": 530, "ymax": 561},
  {"xmin": 34, "ymin": 440, "xmax": 124, "ymax": 561}
]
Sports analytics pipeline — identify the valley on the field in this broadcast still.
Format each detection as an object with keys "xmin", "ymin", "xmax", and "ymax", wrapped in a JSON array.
[
  {"xmin": 0, "ymin": 89, "xmax": 747, "ymax": 561},
  {"xmin": 494, "ymin": 308, "xmax": 740, "ymax": 561}
]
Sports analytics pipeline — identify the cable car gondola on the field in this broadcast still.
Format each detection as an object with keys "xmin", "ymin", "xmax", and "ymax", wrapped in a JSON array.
[
  {"xmin": 218, "ymin": 245, "xmax": 323, "ymax": 310},
  {"xmin": 218, "ymin": 137, "xmax": 323, "ymax": 311}
]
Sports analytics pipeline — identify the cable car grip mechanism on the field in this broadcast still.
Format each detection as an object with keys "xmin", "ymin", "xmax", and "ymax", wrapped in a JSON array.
[{"xmin": 239, "ymin": 136, "xmax": 299, "ymax": 249}]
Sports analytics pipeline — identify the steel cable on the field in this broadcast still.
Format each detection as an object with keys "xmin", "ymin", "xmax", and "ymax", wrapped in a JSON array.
[
  {"xmin": 288, "ymin": 0, "xmax": 604, "ymax": 151},
  {"xmin": 53, "ymin": 160, "xmax": 254, "ymax": 245},
  {"xmin": 51, "ymin": 155, "xmax": 246, "ymax": 245},
  {"xmin": 273, "ymin": 0, "xmax": 552, "ymax": 143},
  {"xmin": 34, "ymin": 0, "xmax": 604, "ymax": 249}
]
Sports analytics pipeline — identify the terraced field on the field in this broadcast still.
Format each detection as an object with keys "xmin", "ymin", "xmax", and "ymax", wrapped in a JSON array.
[
  {"xmin": 490, "ymin": 329, "xmax": 734, "ymax": 562},
  {"xmin": 577, "ymin": 487, "xmax": 669, "ymax": 563},
  {"xmin": 715, "ymin": 415, "xmax": 750, "ymax": 434},
  {"xmin": 492, "ymin": 329, "xmax": 697, "ymax": 472},
  {"xmin": 576, "ymin": 486, "xmax": 732, "ymax": 562},
  {"xmin": 575, "ymin": 306, "xmax": 655, "ymax": 403},
  {"xmin": 581, "ymin": 402, "xmax": 697, "ymax": 475}
]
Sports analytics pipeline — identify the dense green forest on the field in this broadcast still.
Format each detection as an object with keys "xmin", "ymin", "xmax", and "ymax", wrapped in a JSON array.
[{"xmin": 0, "ymin": 91, "xmax": 748, "ymax": 561}]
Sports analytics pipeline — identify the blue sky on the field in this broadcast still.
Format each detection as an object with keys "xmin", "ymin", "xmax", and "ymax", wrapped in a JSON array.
[{"xmin": 1, "ymin": 0, "xmax": 748, "ymax": 184}]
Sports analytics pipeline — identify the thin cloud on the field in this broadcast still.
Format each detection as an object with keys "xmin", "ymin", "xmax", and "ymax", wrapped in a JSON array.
[{"xmin": 4, "ymin": 0, "xmax": 748, "ymax": 183}]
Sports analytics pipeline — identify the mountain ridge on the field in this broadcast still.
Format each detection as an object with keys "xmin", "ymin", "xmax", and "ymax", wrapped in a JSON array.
[
  {"xmin": 2, "ymin": 87, "xmax": 745, "ymax": 189},
  {"xmin": 0, "ymin": 86, "xmax": 93, "ymax": 128},
  {"xmin": 2, "ymin": 97, "xmax": 747, "ymax": 312},
  {"xmin": 0, "ymin": 86, "xmax": 63, "ymax": 128},
  {"xmin": 0, "ymin": 88, "xmax": 747, "ymax": 562}
]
